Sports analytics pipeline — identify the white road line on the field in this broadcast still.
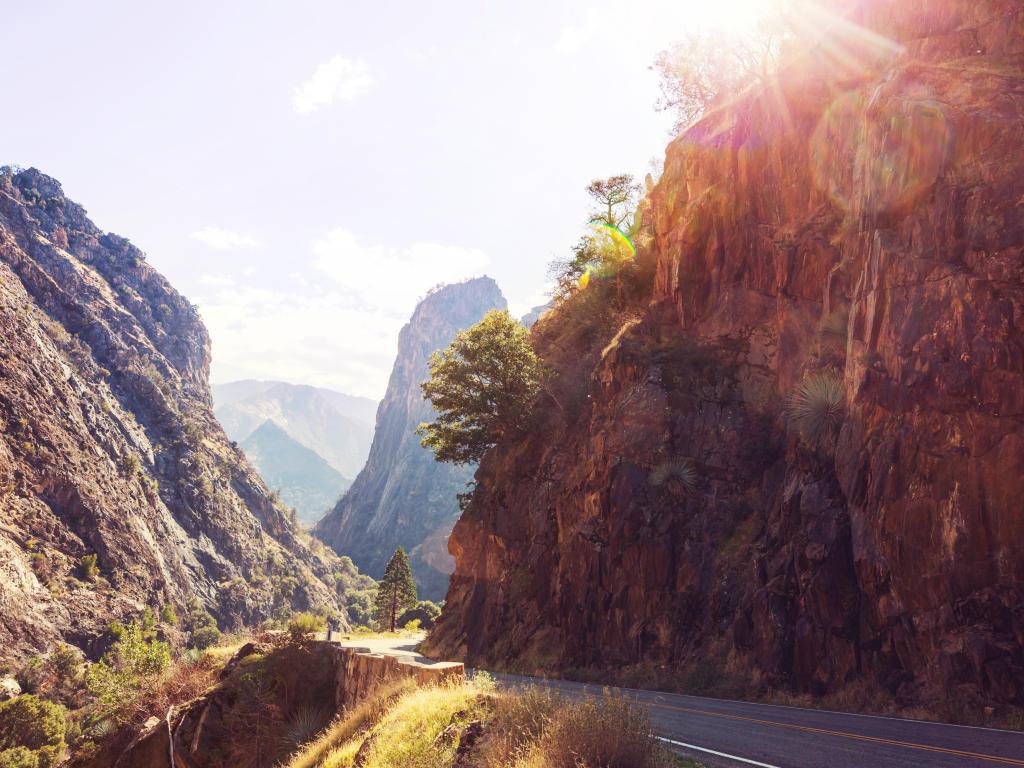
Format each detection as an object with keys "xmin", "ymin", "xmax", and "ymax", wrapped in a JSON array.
[{"xmin": 656, "ymin": 736, "xmax": 782, "ymax": 768}]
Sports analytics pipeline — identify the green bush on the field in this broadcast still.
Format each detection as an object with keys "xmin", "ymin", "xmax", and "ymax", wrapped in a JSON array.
[
  {"xmin": 396, "ymin": 601, "xmax": 442, "ymax": 630},
  {"xmin": 190, "ymin": 625, "xmax": 221, "ymax": 651},
  {"xmin": 0, "ymin": 695, "xmax": 67, "ymax": 768},
  {"xmin": 160, "ymin": 604, "xmax": 178, "ymax": 625},
  {"xmin": 288, "ymin": 613, "xmax": 326, "ymax": 643},
  {"xmin": 84, "ymin": 622, "xmax": 171, "ymax": 723},
  {"xmin": 77, "ymin": 554, "xmax": 98, "ymax": 582},
  {"xmin": 0, "ymin": 746, "xmax": 38, "ymax": 768}
]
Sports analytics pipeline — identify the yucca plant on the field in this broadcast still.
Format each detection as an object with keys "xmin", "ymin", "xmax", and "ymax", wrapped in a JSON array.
[
  {"xmin": 282, "ymin": 705, "xmax": 330, "ymax": 751},
  {"xmin": 787, "ymin": 373, "xmax": 845, "ymax": 448},
  {"xmin": 648, "ymin": 459, "xmax": 698, "ymax": 490}
]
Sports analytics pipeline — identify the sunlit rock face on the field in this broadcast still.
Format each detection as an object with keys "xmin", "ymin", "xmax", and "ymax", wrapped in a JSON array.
[
  {"xmin": 427, "ymin": 0, "xmax": 1024, "ymax": 708},
  {"xmin": 0, "ymin": 169, "xmax": 344, "ymax": 663},
  {"xmin": 315, "ymin": 278, "xmax": 507, "ymax": 601}
]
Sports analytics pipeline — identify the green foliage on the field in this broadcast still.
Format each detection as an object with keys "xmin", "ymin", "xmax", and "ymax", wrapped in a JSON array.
[
  {"xmin": 46, "ymin": 645, "xmax": 81, "ymax": 689},
  {"xmin": 419, "ymin": 310, "xmax": 545, "ymax": 465},
  {"xmin": 84, "ymin": 621, "xmax": 171, "ymax": 722},
  {"xmin": 0, "ymin": 695, "xmax": 67, "ymax": 768},
  {"xmin": 787, "ymin": 373, "xmax": 845, "ymax": 448},
  {"xmin": 15, "ymin": 658, "xmax": 43, "ymax": 695},
  {"xmin": 374, "ymin": 548, "xmax": 418, "ymax": 633},
  {"xmin": 396, "ymin": 601, "xmax": 442, "ymax": 630},
  {"xmin": 77, "ymin": 553, "xmax": 98, "ymax": 582},
  {"xmin": 118, "ymin": 452, "xmax": 141, "ymax": 477},
  {"xmin": 190, "ymin": 625, "xmax": 222, "ymax": 651},
  {"xmin": 160, "ymin": 603, "xmax": 178, "ymax": 625},
  {"xmin": 141, "ymin": 607, "xmax": 157, "ymax": 633},
  {"xmin": 0, "ymin": 746, "xmax": 38, "ymax": 768},
  {"xmin": 287, "ymin": 613, "xmax": 326, "ymax": 643},
  {"xmin": 402, "ymin": 619, "xmax": 421, "ymax": 633}
]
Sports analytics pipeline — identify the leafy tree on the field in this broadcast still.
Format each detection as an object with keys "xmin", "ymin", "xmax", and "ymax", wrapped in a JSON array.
[
  {"xmin": 653, "ymin": 18, "xmax": 789, "ymax": 133},
  {"xmin": 397, "ymin": 600, "xmax": 442, "ymax": 629},
  {"xmin": 419, "ymin": 310, "xmax": 545, "ymax": 464},
  {"xmin": 0, "ymin": 695, "xmax": 67, "ymax": 768},
  {"xmin": 374, "ymin": 548, "xmax": 418, "ymax": 633},
  {"xmin": 586, "ymin": 175, "xmax": 641, "ymax": 229}
]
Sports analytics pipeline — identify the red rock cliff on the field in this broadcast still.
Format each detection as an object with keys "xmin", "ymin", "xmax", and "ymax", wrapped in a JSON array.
[{"xmin": 426, "ymin": 0, "xmax": 1024, "ymax": 710}]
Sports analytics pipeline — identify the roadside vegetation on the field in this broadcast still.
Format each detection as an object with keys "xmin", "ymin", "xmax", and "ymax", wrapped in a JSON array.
[{"xmin": 285, "ymin": 674, "xmax": 692, "ymax": 768}]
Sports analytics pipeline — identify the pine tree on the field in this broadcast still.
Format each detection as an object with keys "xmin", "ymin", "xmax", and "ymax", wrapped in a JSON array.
[{"xmin": 374, "ymin": 547, "xmax": 418, "ymax": 632}]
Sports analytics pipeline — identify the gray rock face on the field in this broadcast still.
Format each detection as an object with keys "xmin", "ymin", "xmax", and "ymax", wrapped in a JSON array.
[
  {"xmin": 314, "ymin": 278, "xmax": 506, "ymax": 600},
  {"xmin": 0, "ymin": 167, "xmax": 347, "ymax": 663}
]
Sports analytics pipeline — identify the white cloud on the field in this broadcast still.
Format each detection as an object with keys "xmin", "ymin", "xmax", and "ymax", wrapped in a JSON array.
[
  {"xmin": 292, "ymin": 55, "xmax": 373, "ymax": 115},
  {"xmin": 190, "ymin": 227, "xmax": 264, "ymax": 251},
  {"xmin": 196, "ymin": 230, "xmax": 491, "ymax": 398},
  {"xmin": 312, "ymin": 229, "xmax": 489, "ymax": 318}
]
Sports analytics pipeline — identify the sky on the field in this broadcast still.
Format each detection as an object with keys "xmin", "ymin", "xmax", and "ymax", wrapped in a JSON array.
[{"xmin": 3, "ymin": 0, "xmax": 769, "ymax": 399}]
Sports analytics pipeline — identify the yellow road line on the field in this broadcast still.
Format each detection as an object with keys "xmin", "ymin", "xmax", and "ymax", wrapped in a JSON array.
[{"xmin": 647, "ymin": 701, "xmax": 1024, "ymax": 766}]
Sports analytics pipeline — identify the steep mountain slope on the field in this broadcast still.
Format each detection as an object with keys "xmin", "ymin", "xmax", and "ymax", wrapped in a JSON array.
[
  {"xmin": 0, "ymin": 168, "xmax": 348, "ymax": 662},
  {"xmin": 241, "ymin": 420, "xmax": 350, "ymax": 525},
  {"xmin": 315, "ymin": 278, "xmax": 507, "ymax": 600},
  {"xmin": 214, "ymin": 381, "xmax": 376, "ymax": 479},
  {"xmin": 427, "ymin": 0, "xmax": 1024, "ymax": 711}
]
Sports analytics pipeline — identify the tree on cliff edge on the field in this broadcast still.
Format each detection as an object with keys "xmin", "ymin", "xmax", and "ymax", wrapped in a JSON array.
[
  {"xmin": 375, "ymin": 547, "xmax": 418, "ymax": 632},
  {"xmin": 419, "ymin": 309, "xmax": 544, "ymax": 464}
]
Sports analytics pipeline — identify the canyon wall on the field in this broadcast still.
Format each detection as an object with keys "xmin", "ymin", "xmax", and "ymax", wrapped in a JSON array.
[
  {"xmin": 427, "ymin": 0, "xmax": 1024, "ymax": 709},
  {"xmin": 315, "ymin": 278, "xmax": 507, "ymax": 600},
  {"xmin": 0, "ymin": 168, "xmax": 347, "ymax": 662}
]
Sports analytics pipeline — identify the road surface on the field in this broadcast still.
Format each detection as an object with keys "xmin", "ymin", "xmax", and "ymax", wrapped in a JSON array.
[{"xmin": 332, "ymin": 635, "xmax": 1024, "ymax": 768}]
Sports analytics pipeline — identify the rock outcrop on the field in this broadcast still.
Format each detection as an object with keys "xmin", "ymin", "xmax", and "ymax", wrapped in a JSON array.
[
  {"xmin": 315, "ymin": 278, "xmax": 507, "ymax": 600},
  {"xmin": 0, "ymin": 168, "xmax": 348, "ymax": 663},
  {"xmin": 427, "ymin": 0, "xmax": 1024, "ymax": 710}
]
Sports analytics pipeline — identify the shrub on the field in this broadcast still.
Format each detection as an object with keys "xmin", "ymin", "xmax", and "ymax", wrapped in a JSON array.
[
  {"xmin": 0, "ymin": 746, "xmax": 38, "ymax": 768},
  {"xmin": 190, "ymin": 626, "xmax": 221, "ymax": 651},
  {"xmin": 402, "ymin": 619, "xmax": 422, "ymax": 633},
  {"xmin": 160, "ymin": 604, "xmax": 178, "ymax": 625},
  {"xmin": 396, "ymin": 601, "xmax": 442, "ymax": 630},
  {"xmin": 77, "ymin": 554, "xmax": 98, "ymax": 582},
  {"xmin": 288, "ymin": 613, "xmax": 326, "ymax": 643},
  {"xmin": 787, "ymin": 373, "xmax": 845, "ymax": 448},
  {"xmin": 525, "ymin": 690, "xmax": 675, "ymax": 768},
  {"xmin": 46, "ymin": 645, "xmax": 81, "ymax": 688},
  {"xmin": 0, "ymin": 695, "xmax": 67, "ymax": 768},
  {"xmin": 648, "ymin": 459, "xmax": 698, "ymax": 491},
  {"xmin": 84, "ymin": 621, "xmax": 171, "ymax": 724},
  {"xmin": 118, "ymin": 453, "xmax": 141, "ymax": 477}
]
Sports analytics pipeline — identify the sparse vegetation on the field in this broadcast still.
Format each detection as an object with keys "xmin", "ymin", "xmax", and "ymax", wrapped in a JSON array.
[
  {"xmin": 285, "ymin": 676, "xmax": 677, "ymax": 768},
  {"xmin": 77, "ymin": 554, "xmax": 98, "ymax": 582},
  {"xmin": 649, "ymin": 459, "xmax": 698, "ymax": 491},
  {"xmin": 83, "ymin": 622, "xmax": 171, "ymax": 724}
]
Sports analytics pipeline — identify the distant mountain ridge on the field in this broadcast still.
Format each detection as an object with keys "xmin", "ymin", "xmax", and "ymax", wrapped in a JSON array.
[
  {"xmin": 314, "ymin": 277, "xmax": 507, "ymax": 600},
  {"xmin": 240, "ymin": 420, "xmax": 351, "ymax": 526},
  {"xmin": 215, "ymin": 379, "xmax": 375, "ymax": 486}
]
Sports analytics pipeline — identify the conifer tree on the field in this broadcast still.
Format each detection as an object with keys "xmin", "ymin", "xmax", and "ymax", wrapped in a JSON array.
[{"xmin": 374, "ymin": 547, "xmax": 418, "ymax": 632}]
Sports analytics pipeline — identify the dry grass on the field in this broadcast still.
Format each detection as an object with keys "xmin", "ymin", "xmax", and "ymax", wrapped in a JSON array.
[
  {"xmin": 514, "ymin": 690, "xmax": 676, "ymax": 768},
  {"xmin": 284, "ymin": 678, "xmax": 416, "ymax": 768},
  {"xmin": 288, "ymin": 677, "xmax": 678, "ymax": 768}
]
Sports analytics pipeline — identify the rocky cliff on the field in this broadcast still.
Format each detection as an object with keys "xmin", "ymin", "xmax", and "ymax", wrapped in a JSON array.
[
  {"xmin": 426, "ymin": 0, "xmax": 1024, "ymax": 712},
  {"xmin": 315, "ymin": 278, "xmax": 507, "ymax": 600},
  {"xmin": 0, "ymin": 168, "xmax": 347, "ymax": 663}
]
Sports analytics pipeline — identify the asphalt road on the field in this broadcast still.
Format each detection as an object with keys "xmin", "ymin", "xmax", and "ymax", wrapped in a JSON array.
[{"xmin": 332, "ymin": 635, "xmax": 1024, "ymax": 768}]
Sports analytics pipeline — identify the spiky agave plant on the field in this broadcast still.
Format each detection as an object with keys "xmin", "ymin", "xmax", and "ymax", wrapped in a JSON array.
[
  {"xmin": 282, "ymin": 705, "xmax": 330, "ymax": 751},
  {"xmin": 648, "ymin": 458, "xmax": 698, "ymax": 491},
  {"xmin": 787, "ymin": 373, "xmax": 845, "ymax": 448}
]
